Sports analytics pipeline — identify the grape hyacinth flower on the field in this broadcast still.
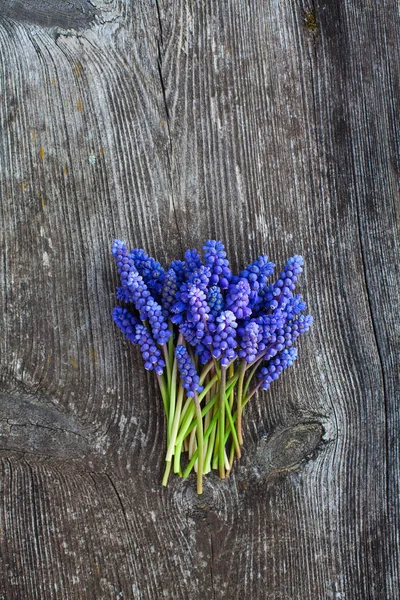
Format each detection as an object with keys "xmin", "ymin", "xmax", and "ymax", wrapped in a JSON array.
[
  {"xmin": 203, "ymin": 240, "xmax": 232, "ymax": 289},
  {"xmin": 111, "ymin": 238, "xmax": 313, "ymax": 494}
]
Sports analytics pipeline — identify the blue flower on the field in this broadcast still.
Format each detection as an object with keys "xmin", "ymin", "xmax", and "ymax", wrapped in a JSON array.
[
  {"xmin": 184, "ymin": 249, "xmax": 203, "ymax": 277},
  {"xmin": 258, "ymin": 347, "xmax": 298, "ymax": 390},
  {"xmin": 143, "ymin": 296, "xmax": 171, "ymax": 345},
  {"xmin": 135, "ymin": 324, "xmax": 165, "ymax": 375},
  {"xmin": 206, "ymin": 310, "xmax": 238, "ymax": 367},
  {"xmin": 239, "ymin": 255, "xmax": 275, "ymax": 293},
  {"xmin": 238, "ymin": 321, "xmax": 262, "ymax": 363},
  {"xmin": 225, "ymin": 279, "xmax": 252, "ymax": 320},
  {"xmin": 112, "ymin": 307, "xmax": 139, "ymax": 343},
  {"xmin": 175, "ymin": 345, "xmax": 203, "ymax": 397},
  {"xmin": 111, "ymin": 240, "xmax": 136, "ymax": 290},
  {"xmin": 207, "ymin": 285, "xmax": 224, "ymax": 316},
  {"xmin": 161, "ymin": 268, "xmax": 179, "ymax": 318},
  {"xmin": 264, "ymin": 255, "xmax": 304, "ymax": 311},
  {"xmin": 126, "ymin": 269, "xmax": 152, "ymax": 319},
  {"xmin": 203, "ymin": 240, "xmax": 232, "ymax": 289},
  {"xmin": 169, "ymin": 260, "xmax": 185, "ymax": 286},
  {"xmin": 131, "ymin": 248, "xmax": 165, "ymax": 296}
]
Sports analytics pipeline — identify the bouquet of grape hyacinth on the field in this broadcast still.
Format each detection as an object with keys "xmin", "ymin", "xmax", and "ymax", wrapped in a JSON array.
[{"xmin": 111, "ymin": 239, "xmax": 312, "ymax": 494}]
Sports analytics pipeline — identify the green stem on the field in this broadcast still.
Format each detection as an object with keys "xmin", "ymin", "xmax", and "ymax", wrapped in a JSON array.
[
  {"xmin": 198, "ymin": 374, "xmax": 219, "ymax": 402},
  {"xmin": 156, "ymin": 373, "xmax": 169, "ymax": 421},
  {"xmin": 174, "ymin": 438, "xmax": 184, "ymax": 475},
  {"xmin": 165, "ymin": 384, "xmax": 184, "ymax": 462},
  {"xmin": 176, "ymin": 374, "xmax": 239, "ymax": 445},
  {"xmin": 167, "ymin": 333, "xmax": 183, "ymax": 441},
  {"xmin": 224, "ymin": 396, "xmax": 241, "ymax": 458},
  {"xmin": 194, "ymin": 393, "xmax": 204, "ymax": 494},
  {"xmin": 162, "ymin": 344, "xmax": 172, "ymax": 392},
  {"xmin": 199, "ymin": 361, "xmax": 214, "ymax": 384},
  {"xmin": 204, "ymin": 409, "xmax": 217, "ymax": 474},
  {"xmin": 236, "ymin": 361, "xmax": 246, "ymax": 445},
  {"xmin": 168, "ymin": 323, "xmax": 174, "ymax": 366},
  {"xmin": 162, "ymin": 460, "xmax": 172, "ymax": 487},
  {"xmin": 218, "ymin": 367, "xmax": 227, "ymax": 478},
  {"xmin": 243, "ymin": 360, "xmax": 261, "ymax": 400},
  {"xmin": 225, "ymin": 442, "xmax": 235, "ymax": 477},
  {"xmin": 183, "ymin": 409, "xmax": 219, "ymax": 478}
]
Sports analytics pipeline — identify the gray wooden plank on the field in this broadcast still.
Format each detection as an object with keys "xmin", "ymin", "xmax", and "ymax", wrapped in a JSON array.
[{"xmin": 0, "ymin": 0, "xmax": 398, "ymax": 598}]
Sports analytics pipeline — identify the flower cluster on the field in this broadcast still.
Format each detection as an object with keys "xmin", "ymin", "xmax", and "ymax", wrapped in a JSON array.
[{"xmin": 111, "ymin": 239, "xmax": 313, "ymax": 494}]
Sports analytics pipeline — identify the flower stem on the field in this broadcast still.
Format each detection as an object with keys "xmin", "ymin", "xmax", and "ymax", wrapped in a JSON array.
[
  {"xmin": 194, "ymin": 393, "xmax": 204, "ymax": 494},
  {"xmin": 224, "ymin": 396, "xmax": 241, "ymax": 458},
  {"xmin": 184, "ymin": 408, "xmax": 219, "ymax": 478},
  {"xmin": 162, "ymin": 460, "xmax": 172, "ymax": 487},
  {"xmin": 156, "ymin": 373, "xmax": 169, "ymax": 422},
  {"xmin": 162, "ymin": 344, "xmax": 172, "ymax": 392},
  {"xmin": 165, "ymin": 384, "xmax": 184, "ymax": 462},
  {"xmin": 236, "ymin": 361, "xmax": 246, "ymax": 445},
  {"xmin": 218, "ymin": 366, "xmax": 227, "ymax": 479}
]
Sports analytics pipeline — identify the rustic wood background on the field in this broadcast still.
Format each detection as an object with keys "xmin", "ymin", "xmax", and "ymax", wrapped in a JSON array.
[{"xmin": 1, "ymin": 0, "xmax": 399, "ymax": 598}]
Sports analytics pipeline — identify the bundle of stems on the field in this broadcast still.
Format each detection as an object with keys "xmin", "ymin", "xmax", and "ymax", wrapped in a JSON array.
[{"xmin": 160, "ymin": 333, "xmax": 272, "ymax": 494}]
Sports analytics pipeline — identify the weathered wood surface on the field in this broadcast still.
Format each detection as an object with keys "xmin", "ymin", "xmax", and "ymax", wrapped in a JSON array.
[{"xmin": 0, "ymin": 0, "xmax": 399, "ymax": 598}]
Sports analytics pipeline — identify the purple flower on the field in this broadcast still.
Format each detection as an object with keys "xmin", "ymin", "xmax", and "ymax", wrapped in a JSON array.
[
  {"xmin": 239, "ymin": 255, "xmax": 275, "ymax": 292},
  {"xmin": 171, "ymin": 280, "xmax": 210, "ymax": 328},
  {"xmin": 225, "ymin": 279, "xmax": 252, "ymax": 320},
  {"xmin": 258, "ymin": 347, "xmax": 298, "ymax": 390},
  {"xmin": 202, "ymin": 240, "xmax": 232, "ymax": 289},
  {"xmin": 207, "ymin": 285, "xmax": 224, "ymax": 316},
  {"xmin": 126, "ymin": 269, "xmax": 152, "ymax": 318},
  {"xmin": 238, "ymin": 321, "xmax": 262, "ymax": 363},
  {"xmin": 169, "ymin": 259, "xmax": 185, "ymax": 283},
  {"xmin": 175, "ymin": 345, "xmax": 203, "ymax": 397},
  {"xmin": 111, "ymin": 240, "xmax": 136, "ymax": 288},
  {"xmin": 207, "ymin": 310, "xmax": 238, "ymax": 367},
  {"xmin": 255, "ymin": 310, "xmax": 286, "ymax": 351},
  {"xmin": 283, "ymin": 314, "xmax": 313, "ymax": 346},
  {"xmin": 283, "ymin": 294, "xmax": 307, "ymax": 321},
  {"xmin": 112, "ymin": 307, "xmax": 139, "ymax": 343},
  {"xmin": 131, "ymin": 248, "xmax": 165, "ymax": 296},
  {"xmin": 161, "ymin": 268, "xmax": 178, "ymax": 318},
  {"xmin": 264, "ymin": 255, "xmax": 304, "ymax": 311},
  {"xmin": 135, "ymin": 324, "xmax": 165, "ymax": 375},
  {"xmin": 184, "ymin": 249, "xmax": 203, "ymax": 277},
  {"xmin": 188, "ymin": 265, "xmax": 211, "ymax": 291},
  {"xmin": 143, "ymin": 296, "xmax": 171, "ymax": 345}
]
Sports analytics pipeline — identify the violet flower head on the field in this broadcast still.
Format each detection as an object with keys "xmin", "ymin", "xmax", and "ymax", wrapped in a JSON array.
[
  {"xmin": 283, "ymin": 314, "xmax": 313, "ymax": 347},
  {"xmin": 169, "ymin": 260, "xmax": 185, "ymax": 286},
  {"xmin": 135, "ymin": 324, "xmax": 165, "ymax": 375},
  {"xmin": 207, "ymin": 285, "xmax": 224, "ymax": 317},
  {"xmin": 161, "ymin": 268, "xmax": 178, "ymax": 318},
  {"xmin": 256, "ymin": 310, "xmax": 286, "ymax": 351},
  {"xmin": 264, "ymin": 255, "xmax": 304, "ymax": 311},
  {"xmin": 225, "ymin": 279, "xmax": 252, "ymax": 320},
  {"xmin": 184, "ymin": 249, "xmax": 203, "ymax": 277},
  {"xmin": 112, "ymin": 307, "xmax": 139, "ymax": 344},
  {"xmin": 238, "ymin": 321, "xmax": 263, "ymax": 363},
  {"xmin": 284, "ymin": 294, "xmax": 307, "ymax": 321},
  {"xmin": 126, "ymin": 269, "xmax": 152, "ymax": 319},
  {"xmin": 187, "ymin": 265, "xmax": 211, "ymax": 291},
  {"xmin": 207, "ymin": 310, "xmax": 238, "ymax": 367},
  {"xmin": 112, "ymin": 240, "xmax": 136, "ymax": 288},
  {"xmin": 202, "ymin": 240, "xmax": 232, "ymax": 289},
  {"xmin": 131, "ymin": 248, "xmax": 165, "ymax": 296},
  {"xmin": 258, "ymin": 347, "xmax": 298, "ymax": 391},
  {"xmin": 175, "ymin": 345, "xmax": 203, "ymax": 398},
  {"xmin": 143, "ymin": 296, "xmax": 171, "ymax": 345},
  {"xmin": 239, "ymin": 255, "xmax": 275, "ymax": 293}
]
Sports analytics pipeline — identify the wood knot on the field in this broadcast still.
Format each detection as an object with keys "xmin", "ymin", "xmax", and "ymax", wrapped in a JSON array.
[{"xmin": 252, "ymin": 422, "xmax": 324, "ymax": 479}]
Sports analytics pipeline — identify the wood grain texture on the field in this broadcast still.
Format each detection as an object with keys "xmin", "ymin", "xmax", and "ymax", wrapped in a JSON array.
[{"xmin": 0, "ymin": 0, "xmax": 399, "ymax": 598}]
